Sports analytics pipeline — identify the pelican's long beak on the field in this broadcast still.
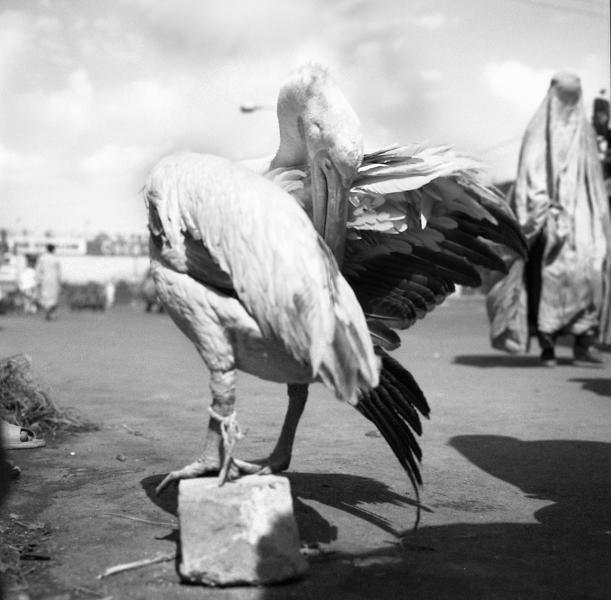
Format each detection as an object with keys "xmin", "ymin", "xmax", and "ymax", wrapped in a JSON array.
[{"xmin": 311, "ymin": 150, "xmax": 351, "ymax": 265}]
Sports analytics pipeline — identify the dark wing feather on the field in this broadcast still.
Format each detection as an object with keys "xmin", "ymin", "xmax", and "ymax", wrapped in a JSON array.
[
  {"xmin": 148, "ymin": 198, "xmax": 237, "ymax": 296},
  {"xmin": 437, "ymin": 230, "xmax": 507, "ymax": 273},
  {"xmin": 344, "ymin": 145, "xmax": 527, "ymax": 330},
  {"xmin": 182, "ymin": 232, "xmax": 237, "ymax": 296},
  {"xmin": 367, "ymin": 318, "xmax": 401, "ymax": 350},
  {"xmin": 356, "ymin": 348, "xmax": 430, "ymax": 524}
]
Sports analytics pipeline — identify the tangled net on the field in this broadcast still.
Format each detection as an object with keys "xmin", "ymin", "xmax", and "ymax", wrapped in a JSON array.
[{"xmin": 0, "ymin": 354, "xmax": 98, "ymax": 436}]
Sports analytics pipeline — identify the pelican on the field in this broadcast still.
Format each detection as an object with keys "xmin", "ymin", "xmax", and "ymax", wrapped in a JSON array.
[
  {"xmin": 147, "ymin": 153, "xmax": 380, "ymax": 492},
  {"xmin": 149, "ymin": 65, "xmax": 526, "ymax": 518},
  {"xmin": 237, "ymin": 64, "xmax": 527, "ymax": 497}
]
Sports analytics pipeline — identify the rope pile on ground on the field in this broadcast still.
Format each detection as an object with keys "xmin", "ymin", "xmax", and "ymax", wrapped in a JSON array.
[{"xmin": 0, "ymin": 354, "xmax": 98, "ymax": 436}]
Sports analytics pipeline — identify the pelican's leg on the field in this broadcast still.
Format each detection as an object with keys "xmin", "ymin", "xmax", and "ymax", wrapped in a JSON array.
[
  {"xmin": 264, "ymin": 383, "xmax": 308, "ymax": 472},
  {"xmin": 234, "ymin": 383, "xmax": 308, "ymax": 475},
  {"xmin": 156, "ymin": 369, "xmax": 242, "ymax": 494}
]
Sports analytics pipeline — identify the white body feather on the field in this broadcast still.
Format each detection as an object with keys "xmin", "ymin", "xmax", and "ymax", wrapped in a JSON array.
[{"xmin": 144, "ymin": 152, "xmax": 379, "ymax": 403}]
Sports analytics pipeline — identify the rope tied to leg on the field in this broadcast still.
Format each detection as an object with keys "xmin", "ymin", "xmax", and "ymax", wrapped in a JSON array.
[{"xmin": 208, "ymin": 406, "xmax": 244, "ymax": 485}]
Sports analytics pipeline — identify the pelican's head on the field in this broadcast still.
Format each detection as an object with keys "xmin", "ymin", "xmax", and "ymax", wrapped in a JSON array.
[{"xmin": 276, "ymin": 63, "xmax": 363, "ymax": 261}]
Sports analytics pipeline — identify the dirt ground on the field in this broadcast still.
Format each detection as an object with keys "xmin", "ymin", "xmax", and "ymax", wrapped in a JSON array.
[{"xmin": 1, "ymin": 298, "xmax": 610, "ymax": 600}]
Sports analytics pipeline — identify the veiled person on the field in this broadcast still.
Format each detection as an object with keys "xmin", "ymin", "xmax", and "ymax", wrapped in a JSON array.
[{"xmin": 487, "ymin": 72, "xmax": 611, "ymax": 365}]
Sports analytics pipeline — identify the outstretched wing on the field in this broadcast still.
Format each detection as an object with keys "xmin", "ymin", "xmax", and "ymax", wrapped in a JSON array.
[{"xmin": 343, "ymin": 144, "xmax": 527, "ymax": 331}]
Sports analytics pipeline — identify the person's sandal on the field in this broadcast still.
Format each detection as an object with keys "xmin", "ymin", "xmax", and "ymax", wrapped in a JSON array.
[{"xmin": 1, "ymin": 421, "xmax": 46, "ymax": 449}]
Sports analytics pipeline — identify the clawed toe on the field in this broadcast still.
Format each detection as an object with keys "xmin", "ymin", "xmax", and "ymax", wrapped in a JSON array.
[
  {"xmin": 233, "ymin": 458, "xmax": 266, "ymax": 475},
  {"xmin": 233, "ymin": 454, "xmax": 291, "ymax": 476},
  {"xmin": 155, "ymin": 459, "xmax": 218, "ymax": 495},
  {"xmin": 156, "ymin": 457, "xmax": 254, "ymax": 494},
  {"xmin": 156, "ymin": 451, "xmax": 291, "ymax": 494},
  {"xmin": 155, "ymin": 472, "xmax": 180, "ymax": 495}
]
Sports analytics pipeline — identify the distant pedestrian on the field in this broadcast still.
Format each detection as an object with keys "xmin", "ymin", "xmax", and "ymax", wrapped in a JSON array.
[
  {"xmin": 36, "ymin": 244, "xmax": 62, "ymax": 321},
  {"xmin": 487, "ymin": 72, "xmax": 611, "ymax": 366},
  {"xmin": 104, "ymin": 279, "xmax": 116, "ymax": 310},
  {"xmin": 18, "ymin": 254, "xmax": 38, "ymax": 313}
]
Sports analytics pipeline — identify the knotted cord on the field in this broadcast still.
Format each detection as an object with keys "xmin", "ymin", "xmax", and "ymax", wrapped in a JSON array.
[{"xmin": 208, "ymin": 406, "xmax": 244, "ymax": 485}]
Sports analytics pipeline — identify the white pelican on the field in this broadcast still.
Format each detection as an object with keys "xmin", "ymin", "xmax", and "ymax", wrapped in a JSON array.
[
  {"xmin": 238, "ymin": 64, "xmax": 527, "ymax": 501},
  {"xmin": 146, "ymin": 153, "xmax": 380, "ymax": 493}
]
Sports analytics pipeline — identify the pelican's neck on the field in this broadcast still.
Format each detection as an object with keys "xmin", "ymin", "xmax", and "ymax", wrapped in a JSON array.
[{"xmin": 270, "ymin": 109, "xmax": 307, "ymax": 169}]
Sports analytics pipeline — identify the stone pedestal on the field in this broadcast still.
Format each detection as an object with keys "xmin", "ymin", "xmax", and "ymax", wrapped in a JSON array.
[{"xmin": 178, "ymin": 475, "xmax": 307, "ymax": 586}]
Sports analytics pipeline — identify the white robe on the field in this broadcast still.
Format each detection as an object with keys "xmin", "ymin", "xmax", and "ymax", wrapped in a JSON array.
[
  {"xmin": 36, "ymin": 253, "xmax": 62, "ymax": 310},
  {"xmin": 487, "ymin": 72, "xmax": 611, "ymax": 350}
]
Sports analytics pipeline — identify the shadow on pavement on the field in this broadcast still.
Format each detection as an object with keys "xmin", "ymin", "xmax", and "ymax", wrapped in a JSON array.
[
  {"xmin": 141, "ymin": 470, "xmax": 420, "ymax": 538},
  {"xmin": 141, "ymin": 441, "xmax": 611, "ymax": 598},
  {"xmin": 568, "ymin": 377, "xmax": 611, "ymax": 397},
  {"xmin": 452, "ymin": 354, "xmax": 574, "ymax": 368},
  {"xmin": 287, "ymin": 471, "xmax": 423, "ymax": 542},
  {"xmin": 450, "ymin": 435, "xmax": 611, "ymax": 531},
  {"xmin": 141, "ymin": 473, "xmax": 179, "ymax": 515},
  {"xmin": 259, "ymin": 436, "xmax": 611, "ymax": 599}
]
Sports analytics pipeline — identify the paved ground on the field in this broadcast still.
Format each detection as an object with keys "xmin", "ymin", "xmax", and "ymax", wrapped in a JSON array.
[{"xmin": 1, "ymin": 298, "xmax": 610, "ymax": 600}]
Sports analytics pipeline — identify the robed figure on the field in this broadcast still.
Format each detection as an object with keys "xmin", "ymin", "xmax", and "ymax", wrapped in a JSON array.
[{"xmin": 487, "ymin": 72, "xmax": 611, "ymax": 365}]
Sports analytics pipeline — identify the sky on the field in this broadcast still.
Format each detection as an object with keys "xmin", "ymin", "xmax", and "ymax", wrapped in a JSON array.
[{"xmin": 1, "ymin": 0, "xmax": 609, "ymax": 235}]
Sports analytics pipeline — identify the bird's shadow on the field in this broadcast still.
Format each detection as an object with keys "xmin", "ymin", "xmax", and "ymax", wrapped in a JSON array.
[
  {"xmin": 257, "ymin": 436, "xmax": 611, "ymax": 599},
  {"xmin": 141, "ymin": 470, "xmax": 422, "ymax": 545},
  {"xmin": 287, "ymin": 471, "xmax": 424, "ymax": 543},
  {"xmin": 141, "ymin": 473, "xmax": 179, "ymax": 516},
  {"xmin": 141, "ymin": 439, "xmax": 611, "ymax": 599}
]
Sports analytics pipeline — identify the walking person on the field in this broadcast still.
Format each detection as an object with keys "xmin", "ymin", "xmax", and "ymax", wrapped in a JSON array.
[
  {"xmin": 18, "ymin": 254, "xmax": 38, "ymax": 314},
  {"xmin": 36, "ymin": 243, "xmax": 62, "ymax": 321},
  {"xmin": 487, "ymin": 72, "xmax": 611, "ymax": 365}
]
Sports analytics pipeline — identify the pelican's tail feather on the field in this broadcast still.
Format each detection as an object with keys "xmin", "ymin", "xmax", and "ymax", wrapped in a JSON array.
[{"xmin": 355, "ymin": 348, "xmax": 430, "ymax": 515}]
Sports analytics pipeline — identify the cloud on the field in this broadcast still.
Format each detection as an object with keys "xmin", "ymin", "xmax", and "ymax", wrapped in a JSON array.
[
  {"xmin": 0, "ymin": 144, "xmax": 47, "ymax": 179},
  {"xmin": 44, "ymin": 69, "xmax": 95, "ymax": 129},
  {"xmin": 411, "ymin": 12, "xmax": 447, "ymax": 31},
  {"xmin": 483, "ymin": 60, "xmax": 553, "ymax": 112},
  {"xmin": 79, "ymin": 143, "xmax": 171, "ymax": 176},
  {"xmin": 0, "ymin": 10, "xmax": 60, "ymax": 87},
  {"xmin": 0, "ymin": 11, "xmax": 28, "ymax": 85},
  {"xmin": 103, "ymin": 78, "xmax": 189, "ymax": 140},
  {"xmin": 1, "ymin": 1, "xmax": 607, "ymax": 232},
  {"xmin": 420, "ymin": 69, "xmax": 443, "ymax": 83},
  {"xmin": 130, "ymin": 0, "xmax": 321, "ymax": 62},
  {"xmin": 483, "ymin": 55, "xmax": 609, "ymax": 118}
]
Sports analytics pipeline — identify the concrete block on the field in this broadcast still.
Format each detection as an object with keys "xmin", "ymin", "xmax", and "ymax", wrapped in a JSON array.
[{"xmin": 178, "ymin": 475, "xmax": 308, "ymax": 586}]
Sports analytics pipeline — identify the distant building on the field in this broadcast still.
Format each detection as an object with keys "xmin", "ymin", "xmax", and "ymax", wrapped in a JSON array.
[
  {"xmin": 3, "ymin": 231, "xmax": 149, "ymax": 257},
  {"xmin": 86, "ymin": 233, "xmax": 148, "ymax": 256},
  {"xmin": 10, "ymin": 234, "xmax": 86, "ymax": 256},
  {"xmin": 0, "ymin": 229, "xmax": 150, "ymax": 288}
]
